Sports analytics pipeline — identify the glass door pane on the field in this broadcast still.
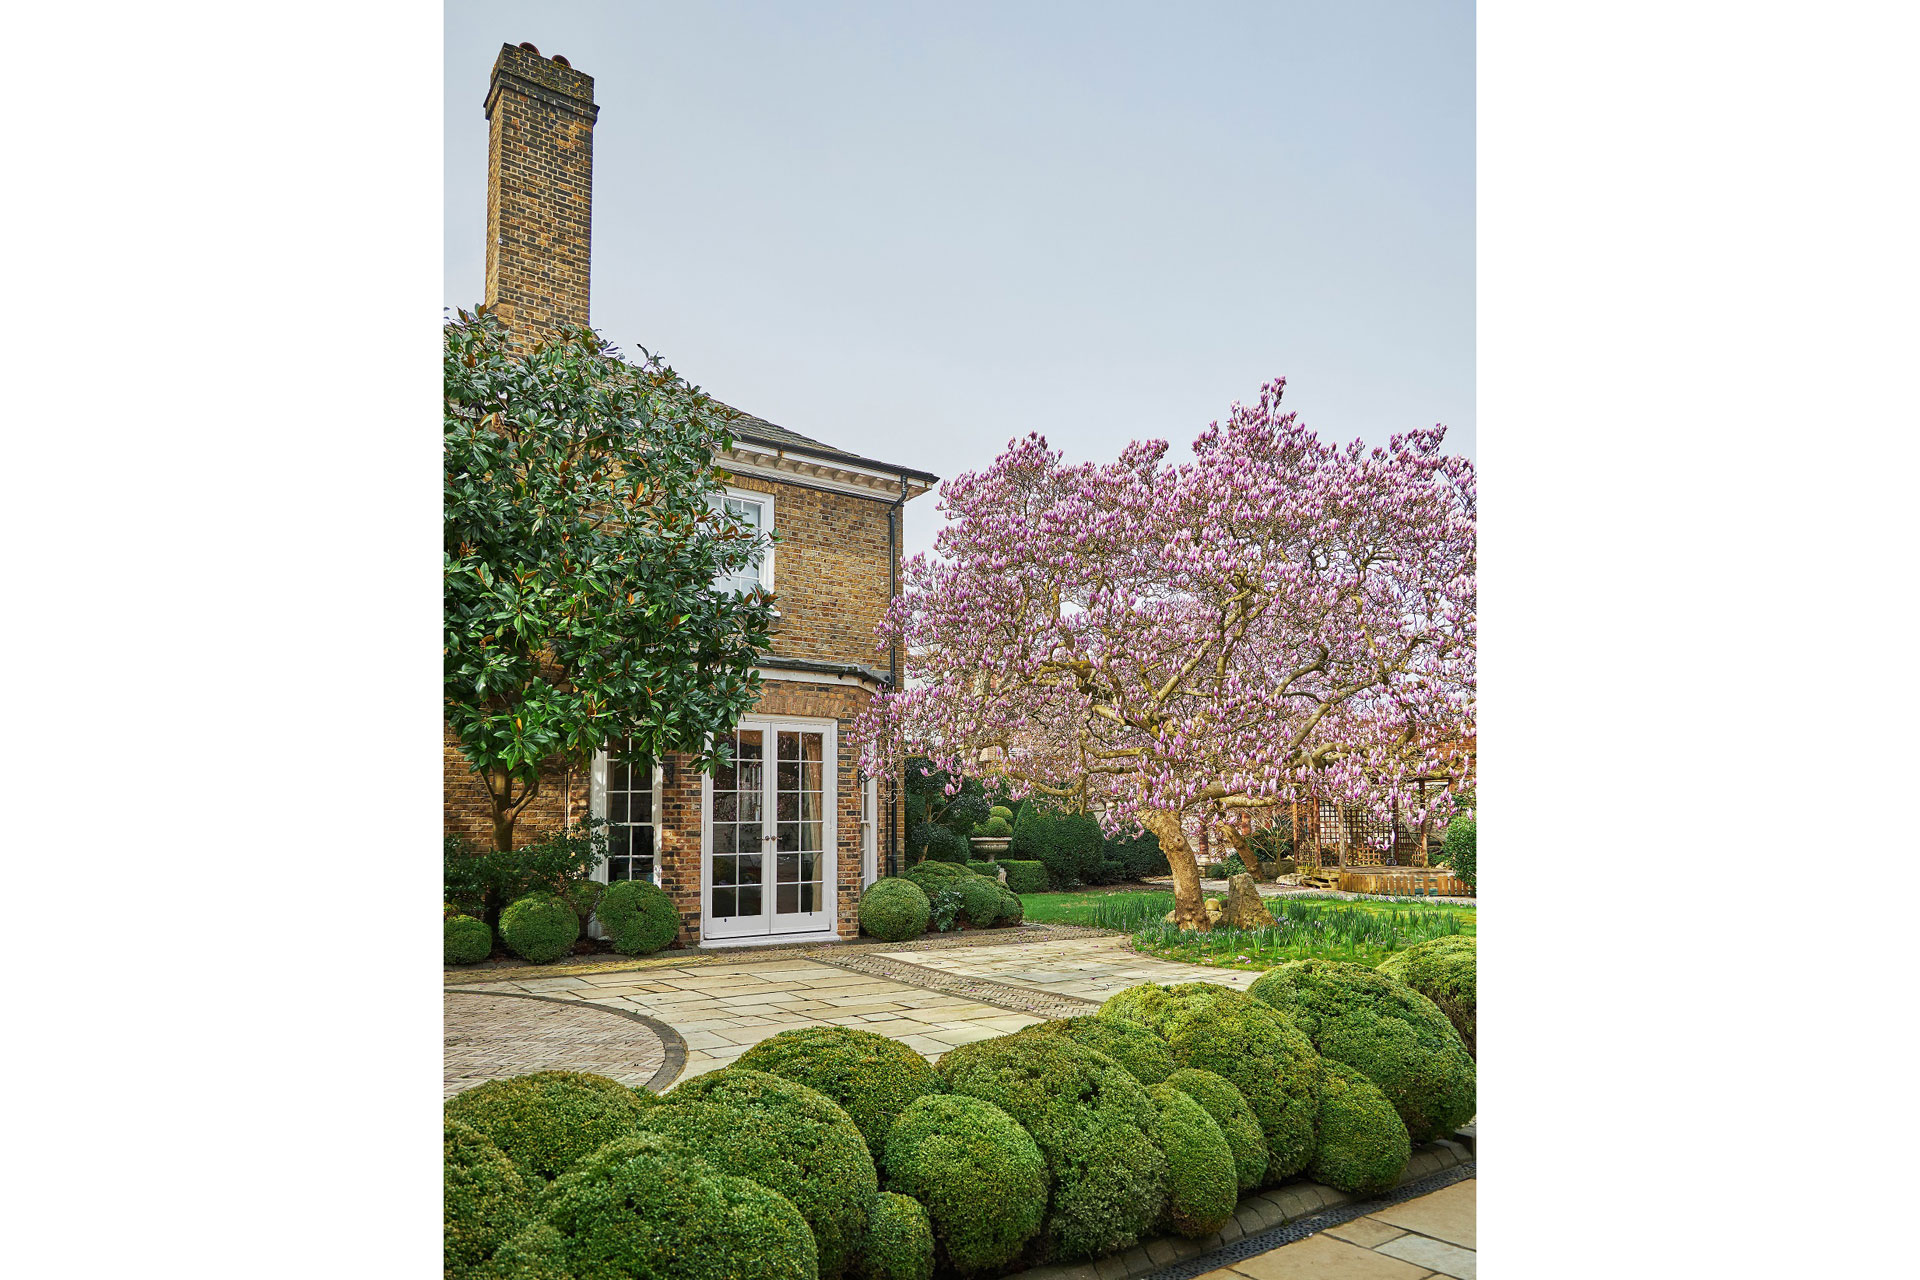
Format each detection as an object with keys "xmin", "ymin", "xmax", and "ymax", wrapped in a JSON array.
[
  {"xmin": 710, "ymin": 728, "xmax": 765, "ymax": 923},
  {"xmin": 773, "ymin": 730, "xmax": 827, "ymax": 921}
]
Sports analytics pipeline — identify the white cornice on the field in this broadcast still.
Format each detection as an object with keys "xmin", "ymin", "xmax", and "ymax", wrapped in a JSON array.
[{"xmin": 718, "ymin": 445, "xmax": 936, "ymax": 502}]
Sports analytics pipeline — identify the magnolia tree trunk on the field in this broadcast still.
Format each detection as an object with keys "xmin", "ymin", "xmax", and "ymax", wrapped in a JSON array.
[
  {"xmin": 1215, "ymin": 823, "xmax": 1268, "ymax": 881},
  {"xmin": 488, "ymin": 768, "xmax": 534, "ymax": 852},
  {"xmin": 1140, "ymin": 809, "xmax": 1209, "ymax": 931}
]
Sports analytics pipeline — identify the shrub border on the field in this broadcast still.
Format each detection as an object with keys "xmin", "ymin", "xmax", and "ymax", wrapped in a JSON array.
[
  {"xmin": 446, "ymin": 989, "xmax": 687, "ymax": 1093},
  {"xmin": 1005, "ymin": 1140, "xmax": 1474, "ymax": 1280}
]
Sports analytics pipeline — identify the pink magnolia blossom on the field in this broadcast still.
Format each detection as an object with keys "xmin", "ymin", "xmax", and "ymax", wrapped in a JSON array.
[{"xmin": 853, "ymin": 379, "xmax": 1475, "ymax": 925}]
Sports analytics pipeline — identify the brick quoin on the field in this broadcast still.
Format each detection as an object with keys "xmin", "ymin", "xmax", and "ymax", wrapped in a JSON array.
[{"xmin": 446, "ymin": 43, "xmax": 932, "ymax": 946}]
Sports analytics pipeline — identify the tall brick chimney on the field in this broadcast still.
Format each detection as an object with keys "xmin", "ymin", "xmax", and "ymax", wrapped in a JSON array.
[{"xmin": 484, "ymin": 43, "xmax": 597, "ymax": 348}]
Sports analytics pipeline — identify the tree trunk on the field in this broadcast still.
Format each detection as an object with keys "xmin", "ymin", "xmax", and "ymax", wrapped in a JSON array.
[
  {"xmin": 1141, "ymin": 809, "xmax": 1209, "ymax": 931},
  {"xmin": 1217, "ymin": 822, "xmax": 1269, "ymax": 881},
  {"xmin": 488, "ymin": 768, "xmax": 525, "ymax": 852},
  {"xmin": 492, "ymin": 808, "xmax": 517, "ymax": 853}
]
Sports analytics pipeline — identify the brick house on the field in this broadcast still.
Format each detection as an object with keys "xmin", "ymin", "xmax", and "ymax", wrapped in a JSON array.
[{"xmin": 445, "ymin": 43, "xmax": 937, "ymax": 947}]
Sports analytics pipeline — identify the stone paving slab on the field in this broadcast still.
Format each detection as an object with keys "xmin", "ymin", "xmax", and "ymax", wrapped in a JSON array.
[{"xmin": 881, "ymin": 935, "xmax": 1260, "ymax": 1004}]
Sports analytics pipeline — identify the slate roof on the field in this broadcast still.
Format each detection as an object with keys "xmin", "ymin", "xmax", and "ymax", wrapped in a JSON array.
[{"xmin": 718, "ymin": 404, "xmax": 940, "ymax": 485}]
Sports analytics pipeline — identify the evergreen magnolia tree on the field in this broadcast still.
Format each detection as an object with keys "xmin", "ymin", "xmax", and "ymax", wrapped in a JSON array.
[
  {"xmin": 445, "ymin": 309, "xmax": 776, "ymax": 850},
  {"xmin": 855, "ymin": 379, "xmax": 1474, "ymax": 928}
]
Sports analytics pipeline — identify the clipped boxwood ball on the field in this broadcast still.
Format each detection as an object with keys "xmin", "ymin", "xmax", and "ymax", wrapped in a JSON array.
[
  {"xmin": 531, "ymin": 1131, "xmax": 817, "ymax": 1280},
  {"xmin": 860, "ymin": 877, "xmax": 930, "ymax": 942},
  {"xmin": 957, "ymin": 876, "xmax": 1003, "ymax": 928},
  {"xmin": 1378, "ymin": 935, "xmax": 1476, "ymax": 1057},
  {"xmin": 936, "ymin": 1032, "xmax": 1167, "ymax": 1262},
  {"xmin": 858, "ymin": 1190, "xmax": 935, "ymax": 1280},
  {"xmin": 1166, "ymin": 1068, "xmax": 1268, "ymax": 1193},
  {"xmin": 444, "ymin": 1118, "xmax": 533, "ymax": 1279},
  {"xmin": 1309, "ymin": 1059, "xmax": 1411, "ymax": 1196},
  {"xmin": 443, "ymin": 1070, "xmax": 654, "ymax": 1184},
  {"xmin": 1146, "ymin": 1083, "xmax": 1238, "ymax": 1238},
  {"xmin": 1100, "ymin": 983, "xmax": 1320, "ymax": 1183},
  {"xmin": 882, "ymin": 1093, "xmax": 1048, "ymax": 1274},
  {"xmin": 735, "ymin": 1025, "xmax": 940, "ymax": 1161},
  {"xmin": 1248, "ymin": 960, "xmax": 1476, "ymax": 1142},
  {"xmin": 1015, "ymin": 1015, "xmax": 1175, "ymax": 1085},
  {"xmin": 992, "ymin": 881, "xmax": 1024, "ymax": 925},
  {"xmin": 498, "ymin": 893, "xmax": 579, "ymax": 964},
  {"xmin": 642, "ymin": 1067, "xmax": 877, "ymax": 1279},
  {"xmin": 561, "ymin": 878, "xmax": 605, "ymax": 925},
  {"xmin": 445, "ymin": 914, "xmax": 493, "ymax": 966},
  {"xmin": 597, "ymin": 878, "xmax": 680, "ymax": 955}
]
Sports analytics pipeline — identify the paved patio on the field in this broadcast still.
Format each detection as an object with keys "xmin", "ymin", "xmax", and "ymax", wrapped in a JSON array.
[
  {"xmin": 879, "ymin": 934, "xmax": 1259, "ymax": 1002},
  {"xmin": 1197, "ymin": 1179, "xmax": 1476, "ymax": 1280},
  {"xmin": 444, "ymin": 990, "xmax": 670, "ymax": 1098}
]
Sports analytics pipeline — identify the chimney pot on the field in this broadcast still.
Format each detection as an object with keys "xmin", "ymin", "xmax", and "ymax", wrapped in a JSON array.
[
  {"xmin": 518, "ymin": 42, "xmax": 539, "ymax": 54},
  {"xmin": 553, "ymin": 54, "xmax": 571, "ymax": 67}
]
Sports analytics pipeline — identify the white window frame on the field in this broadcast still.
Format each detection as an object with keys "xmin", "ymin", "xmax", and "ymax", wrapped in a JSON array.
[
  {"xmin": 699, "ymin": 715, "xmax": 839, "ymax": 946},
  {"xmin": 589, "ymin": 744, "xmax": 665, "ymax": 888},
  {"xmin": 714, "ymin": 484, "xmax": 775, "ymax": 594},
  {"xmin": 860, "ymin": 774, "xmax": 880, "ymax": 886}
]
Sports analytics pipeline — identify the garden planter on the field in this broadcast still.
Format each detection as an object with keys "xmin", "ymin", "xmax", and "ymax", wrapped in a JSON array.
[{"xmin": 971, "ymin": 835, "xmax": 1012, "ymax": 857}]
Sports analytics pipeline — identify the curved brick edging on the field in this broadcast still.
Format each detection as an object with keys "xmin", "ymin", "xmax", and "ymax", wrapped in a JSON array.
[
  {"xmin": 443, "ymin": 988, "xmax": 688, "ymax": 1093},
  {"xmin": 1005, "ymin": 1139, "xmax": 1475, "ymax": 1280}
]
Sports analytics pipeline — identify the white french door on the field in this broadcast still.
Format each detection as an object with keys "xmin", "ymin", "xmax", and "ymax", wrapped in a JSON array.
[{"xmin": 703, "ymin": 718, "xmax": 837, "ymax": 939}]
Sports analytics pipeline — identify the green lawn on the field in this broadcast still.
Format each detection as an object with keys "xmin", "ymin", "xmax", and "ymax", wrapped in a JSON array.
[{"xmin": 1019, "ymin": 887, "xmax": 1475, "ymax": 971}]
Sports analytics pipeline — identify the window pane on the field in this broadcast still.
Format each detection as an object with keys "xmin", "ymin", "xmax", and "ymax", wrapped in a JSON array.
[
  {"xmin": 778, "ymin": 822, "xmax": 799, "ymax": 852},
  {"xmin": 738, "ymin": 853, "xmax": 763, "ymax": 885},
  {"xmin": 610, "ymin": 792, "xmax": 629, "ymax": 824},
  {"xmin": 777, "ymin": 884, "xmax": 798, "ymax": 914},
  {"xmin": 779, "ymin": 731, "xmax": 799, "ymax": 760},
  {"xmin": 714, "ymin": 792, "xmax": 737, "ymax": 823},
  {"xmin": 713, "ymin": 855, "xmax": 737, "ymax": 887},
  {"xmin": 713, "ymin": 887, "xmax": 736, "ymax": 917},
  {"xmin": 738, "ymin": 886, "xmax": 762, "ymax": 917}
]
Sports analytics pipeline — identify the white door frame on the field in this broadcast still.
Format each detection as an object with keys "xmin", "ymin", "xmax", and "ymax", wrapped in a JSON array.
[{"xmin": 700, "ymin": 715, "xmax": 840, "ymax": 945}]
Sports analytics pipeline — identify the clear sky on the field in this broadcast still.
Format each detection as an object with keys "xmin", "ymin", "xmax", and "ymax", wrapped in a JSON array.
[{"xmin": 445, "ymin": 1, "xmax": 1474, "ymax": 563}]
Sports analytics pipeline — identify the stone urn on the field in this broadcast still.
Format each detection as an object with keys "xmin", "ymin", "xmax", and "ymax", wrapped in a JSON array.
[{"xmin": 971, "ymin": 835, "xmax": 1012, "ymax": 857}]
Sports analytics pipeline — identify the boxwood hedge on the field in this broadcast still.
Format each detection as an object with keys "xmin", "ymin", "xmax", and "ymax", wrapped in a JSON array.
[
  {"xmin": 526, "ymin": 1131, "xmax": 817, "ymax": 1280},
  {"xmin": 859, "ymin": 877, "xmax": 930, "ymax": 942},
  {"xmin": 1146, "ymin": 1083, "xmax": 1238, "ymax": 1238},
  {"xmin": 936, "ymin": 1032, "xmax": 1167, "ymax": 1262},
  {"xmin": 444, "ymin": 914, "xmax": 493, "ymax": 966},
  {"xmin": 1014, "ymin": 1015, "xmax": 1175, "ymax": 1085},
  {"xmin": 735, "ymin": 1025, "xmax": 941, "ymax": 1161},
  {"xmin": 1165, "ymin": 1067, "xmax": 1269, "ymax": 1193},
  {"xmin": 1308, "ymin": 1059, "xmax": 1411, "ymax": 1197},
  {"xmin": 882, "ymin": 1093, "xmax": 1048, "ymax": 1275},
  {"xmin": 443, "ymin": 1118, "xmax": 533, "ymax": 1278},
  {"xmin": 641, "ymin": 1067, "xmax": 878, "ymax": 1279},
  {"xmin": 858, "ymin": 1191, "xmax": 935, "ymax": 1280},
  {"xmin": 498, "ymin": 893, "xmax": 579, "ymax": 964},
  {"xmin": 1378, "ymin": 934, "xmax": 1476, "ymax": 1057},
  {"xmin": 1100, "ymin": 982, "xmax": 1320, "ymax": 1182},
  {"xmin": 1248, "ymin": 959, "xmax": 1476, "ymax": 1142},
  {"xmin": 998, "ymin": 860, "xmax": 1049, "ymax": 894},
  {"xmin": 597, "ymin": 878, "xmax": 680, "ymax": 955},
  {"xmin": 956, "ymin": 876, "xmax": 1006, "ymax": 928},
  {"xmin": 443, "ymin": 1070, "xmax": 654, "ymax": 1184}
]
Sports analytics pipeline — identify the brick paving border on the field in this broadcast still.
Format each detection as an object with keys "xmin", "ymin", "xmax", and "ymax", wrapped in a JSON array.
[
  {"xmin": 810, "ymin": 950, "xmax": 1103, "ymax": 1020},
  {"xmin": 444, "ymin": 989, "xmax": 686, "ymax": 1095}
]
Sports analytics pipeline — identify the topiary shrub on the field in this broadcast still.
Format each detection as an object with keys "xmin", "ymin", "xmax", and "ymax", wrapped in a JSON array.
[
  {"xmin": 1378, "ymin": 935, "xmax": 1476, "ymax": 1057},
  {"xmin": 858, "ymin": 1191, "xmax": 935, "ymax": 1280},
  {"xmin": 1437, "ymin": 814, "xmax": 1475, "ymax": 892},
  {"xmin": 483, "ymin": 1221, "xmax": 571, "ymax": 1280},
  {"xmin": 1146, "ymin": 1083, "xmax": 1238, "ymax": 1238},
  {"xmin": 443, "ymin": 1070, "xmax": 654, "ymax": 1183},
  {"xmin": 735, "ymin": 1025, "xmax": 940, "ymax": 1161},
  {"xmin": 926, "ymin": 885, "xmax": 965, "ymax": 932},
  {"xmin": 1165, "ymin": 1068, "xmax": 1268, "ymax": 1193},
  {"xmin": 497, "ymin": 893, "xmax": 579, "ymax": 964},
  {"xmin": 999, "ymin": 860, "xmax": 1049, "ymax": 894},
  {"xmin": 992, "ymin": 881, "xmax": 1024, "ymax": 925},
  {"xmin": 1309, "ymin": 1059, "xmax": 1411, "ymax": 1196},
  {"xmin": 921, "ymin": 825, "xmax": 969, "ymax": 863},
  {"xmin": 882, "ymin": 1093, "xmax": 1049, "ymax": 1275},
  {"xmin": 988, "ymin": 804, "xmax": 1014, "ymax": 823},
  {"xmin": 529, "ymin": 1131, "xmax": 817, "ymax": 1280},
  {"xmin": 976, "ymin": 814, "xmax": 1013, "ymax": 838},
  {"xmin": 936, "ymin": 1032, "xmax": 1166, "ymax": 1262},
  {"xmin": 1247, "ymin": 959, "xmax": 1475, "ymax": 1142},
  {"xmin": 957, "ymin": 876, "xmax": 1004, "ymax": 928},
  {"xmin": 1098, "ymin": 829, "xmax": 1168, "ymax": 882},
  {"xmin": 444, "ymin": 1117, "xmax": 533, "ymax": 1279},
  {"xmin": 1015, "ymin": 1015, "xmax": 1175, "ymax": 1085},
  {"xmin": 643, "ymin": 1067, "xmax": 877, "ymax": 1279},
  {"xmin": 1099, "ymin": 982, "xmax": 1320, "ymax": 1183},
  {"xmin": 445, "ymin": 914, "xmax": 493, "ymax": 966},
  {"xmin": 597, "ymin": 878, "xmax": 680, "ymax": 955},
  {"xmin": 859, "ymin": 877, "xmax": 930, "ymax": 942}
]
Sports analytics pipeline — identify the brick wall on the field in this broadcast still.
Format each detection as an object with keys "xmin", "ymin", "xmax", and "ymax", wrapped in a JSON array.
[
  {"xmin": 484, "ymin": 43, "xmax": 596, "ymax": 348},
  {"xmin": 725, "ymin": 474, "xmax": 900, "ymax": 671}
]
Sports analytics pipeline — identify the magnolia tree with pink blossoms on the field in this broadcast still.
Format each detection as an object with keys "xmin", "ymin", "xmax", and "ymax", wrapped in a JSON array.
[{"xmin": 852, "ymin": 379, "xmax": 1475, "ymax": 929}]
